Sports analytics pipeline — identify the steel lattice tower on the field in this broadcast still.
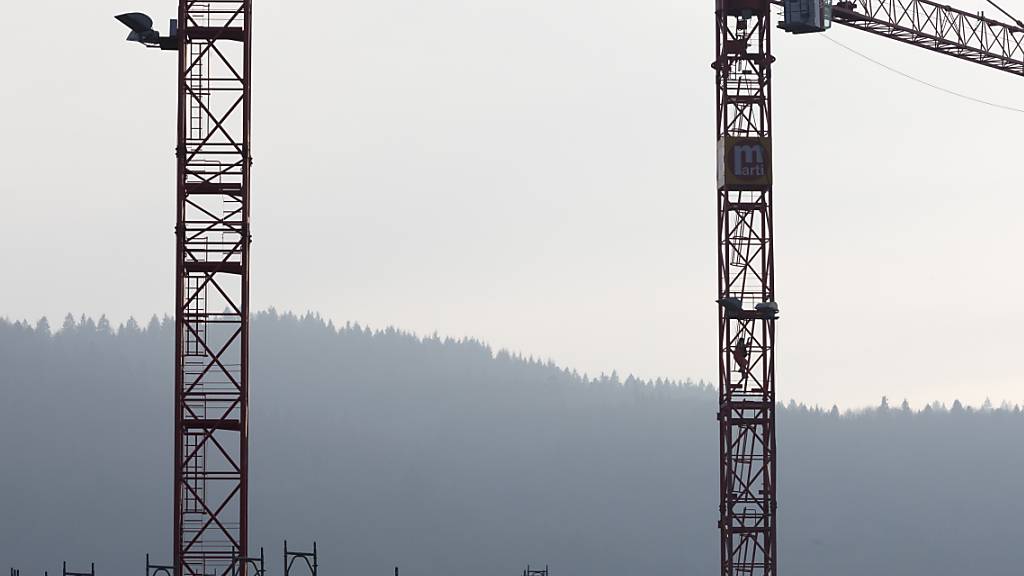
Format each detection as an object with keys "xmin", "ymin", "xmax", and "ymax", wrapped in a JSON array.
[
  {"xmin": 713, "ymin": 1, "xmax": 777, "ymax": 574},
  {"xmin": 173, "ymin": 2, "xmax": 252, "ymax": 575}
]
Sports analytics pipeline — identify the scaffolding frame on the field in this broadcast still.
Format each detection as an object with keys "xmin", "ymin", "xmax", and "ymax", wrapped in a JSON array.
[{"xmin": 283, "ymin": 542, "xmax": 317, "ymax": 576}]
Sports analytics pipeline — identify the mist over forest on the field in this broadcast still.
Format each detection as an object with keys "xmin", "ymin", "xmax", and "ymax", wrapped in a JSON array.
[{"xmin": 0, "ymin": 312, "xmax": 1020, "ymax": 576}]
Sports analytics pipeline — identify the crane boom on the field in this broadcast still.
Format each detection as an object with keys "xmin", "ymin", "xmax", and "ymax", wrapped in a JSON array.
[{"xmin": 781, "ymin": 0, "xmax": 1024, "ymax": 75}]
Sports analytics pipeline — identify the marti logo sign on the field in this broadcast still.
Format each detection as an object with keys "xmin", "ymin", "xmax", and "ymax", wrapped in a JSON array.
[
  {"xmin": 733, "ymin": 144, "xmax": 766, "ymax": 177},
  {"xmin": 718, "ymin": 137, "xmax": 772, "ymax": 188}
]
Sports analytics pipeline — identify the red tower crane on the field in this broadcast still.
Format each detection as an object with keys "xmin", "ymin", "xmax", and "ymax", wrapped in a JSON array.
[
  {"xmin": 119, "ymin": 2, "xmax": 253, "ymax": 574},
  {"xmin": 714, "ymin": 0, "xmax": 1024, "ymax": 574},
  {"xmin": 172, "ymin": 3, "xmax": 253, "ymax": 575}
]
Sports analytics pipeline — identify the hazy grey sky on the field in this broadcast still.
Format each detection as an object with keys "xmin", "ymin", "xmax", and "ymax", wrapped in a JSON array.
[{"xmin": 3, "ymin": 0, "xmax": 1023, "ymax": 408}]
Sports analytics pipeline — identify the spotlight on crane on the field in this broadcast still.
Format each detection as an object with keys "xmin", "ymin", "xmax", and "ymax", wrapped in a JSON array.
[{"xmin": 115, "ymin": 13, "xmax": 178, "ymax": 51}]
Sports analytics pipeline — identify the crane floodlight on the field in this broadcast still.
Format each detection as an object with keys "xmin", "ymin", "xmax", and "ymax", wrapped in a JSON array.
[
  {"xmin": 116, "ymin": 12, "xmax": 154, "ymax": 34},
  {"xmin": 115, "ymin": 12, "xmax": 178, "ymax": 51}
]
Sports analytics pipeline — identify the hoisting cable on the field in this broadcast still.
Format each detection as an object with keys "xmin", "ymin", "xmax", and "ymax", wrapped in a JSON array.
[{"xmin": 821, "ymin": 34, "xmax": 1024, "ymax": 114}]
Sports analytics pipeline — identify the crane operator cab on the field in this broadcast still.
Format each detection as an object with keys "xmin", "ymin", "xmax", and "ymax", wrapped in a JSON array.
[{"xmin": 780, "ymin": 0, "xmax": 833, "ymax": 34}]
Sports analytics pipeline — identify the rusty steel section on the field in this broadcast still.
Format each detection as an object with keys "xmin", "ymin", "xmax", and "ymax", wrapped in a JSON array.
[
  {"xmin": 714, "ymin": 1, "xmax": 778, "ymax": 575},
  {"xmin": 173, "ymin": 1, "xmax": 252, "ymax": 575},
  {"xmin": 780, "ymin": 0, "xmax": 1024, "ymax": 75}
]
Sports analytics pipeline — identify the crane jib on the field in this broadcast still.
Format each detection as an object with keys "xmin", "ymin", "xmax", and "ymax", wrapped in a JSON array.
[{"xmin": 774, "ymin": 0, "xmax": 1024, "ymax": 76}]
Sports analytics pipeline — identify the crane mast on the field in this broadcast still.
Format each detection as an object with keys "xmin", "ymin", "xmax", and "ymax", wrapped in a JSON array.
[
  {"xmin": 714, "ymin": 2, "xmax": 778, "ymax": 575},
  {"xmin": 713, "ymin": 1, "xmax": 1023, "ymax": 575},
  {"xmin": 174, "ymin": 2, "xmax": 252, "ymax": 575}
]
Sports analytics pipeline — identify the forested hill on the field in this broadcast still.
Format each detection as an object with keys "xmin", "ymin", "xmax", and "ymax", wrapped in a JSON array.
[{"xmin": 1, "ymin": 313, "xmax": 1021, "ymax": 576}]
